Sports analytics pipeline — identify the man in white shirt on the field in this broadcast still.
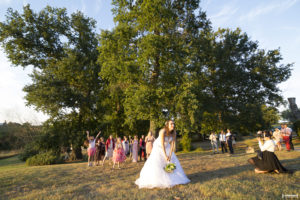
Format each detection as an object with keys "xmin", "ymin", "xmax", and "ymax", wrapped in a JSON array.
[
  {"xmin": 226, "ymin": 129, "xmax": 234, "ymax": 154},
  {"xmin": 209, "ymin": 132, "xmax": 219, "ymax": 154},
  {"xmin": 219, "ymin": 130, "xmax": 227, "ymax": 153}
]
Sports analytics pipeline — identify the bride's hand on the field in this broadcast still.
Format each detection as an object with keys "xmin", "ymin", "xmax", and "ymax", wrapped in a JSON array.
[
  {"xmin": 167, "ymin": 156, "xmax": 171, "ymax": 162},
  {"xmin": 165, "ymin": 155, "xmax": 169, "ymax": 162}
]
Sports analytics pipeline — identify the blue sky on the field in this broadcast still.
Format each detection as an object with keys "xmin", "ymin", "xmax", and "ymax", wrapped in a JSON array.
[{"xmin": 0, "ymin": 0, "xmax": 299, "ymax": 124}]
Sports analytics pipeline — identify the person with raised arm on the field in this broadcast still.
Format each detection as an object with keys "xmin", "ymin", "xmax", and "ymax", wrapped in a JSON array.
[{"xmin": 86, "ymin": 130, "xmax": 101, "ymax": 166}]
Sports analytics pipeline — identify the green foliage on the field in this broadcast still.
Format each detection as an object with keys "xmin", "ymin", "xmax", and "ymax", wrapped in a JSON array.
[
  {"xmin": 0, "ymin": 122, "xmax": 42, "ymax": 150},
  {"xmin": 200, "ymin": 112, "xmax": 223, "ymax": 134},
  {"xmin": 18, "ymin": 120, "xmax": 69, "ymax": 161},
  {"xmin": 281, "ymin": 109, "xmax": 297, "ymax": 122},
  {"xmin": 18, "ymin": 142, "xmax": 39, "ymax": 161},
  {"xmin": 25, "ymin": 150, "xmax": 63, "ymax": 166},
  {"xmin": 180, "ymin": 132, "xmax": 191, "ymax": 152},
  {"xmin": 293, "ymin": 120, "xmax": 300, "ymax": 137},
  {"xmin": 233, "ymin": 104, "xmax": 280, "ymax": 135},
  {"xmin": 99, "ymin": 0, "xmax": 211, "ymax": 134},
  {"xmin": 0, "ymin": 1, "xmax": 292, "ymax": 153},
  {"xmin": 0, "ymin": 5, "xmax": 104, "ymax": 158}
]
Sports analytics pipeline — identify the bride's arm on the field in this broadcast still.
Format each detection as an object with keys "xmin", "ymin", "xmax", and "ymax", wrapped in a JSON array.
[
  {"xmin": 160, "ymin": 129, "xmax": 168, "ymax": 161},
  {"xmin": 168, "ymin": 132, "xmax": 176, "ymax": 160}
]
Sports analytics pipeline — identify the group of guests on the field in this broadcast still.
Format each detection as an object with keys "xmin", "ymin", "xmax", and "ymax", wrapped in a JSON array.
[
  {"xmin": 85, "ymin": 130, "xmax": 156, "ymax": 169},
  {"xmin": 209, "ymin": 124, "xmax": 294, "ymax": 174},
  {"xmin": 248, "ymin": 128, "xmax": 292, "ymax": 174},
  {"xmin": 209, "ymin": 123, "xmax": 294, "ymax": 155},
  {"xmin": 271, "ymin": 123, "xmax": 294, "ymax": 151},
  {"xmin": 209, "ymin": 129, "xmax": 236, "ymax": 154}
]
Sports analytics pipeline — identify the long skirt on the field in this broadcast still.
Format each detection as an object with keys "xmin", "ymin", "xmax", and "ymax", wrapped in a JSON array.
[
  {"xmin": 283, "ymin": 136, "xmax": 290, "ymax": 150},
  {"xmin": 95, "ymin": 147, "xmax": 105, "ymax": 161},
  {"xmin": 251, "ymin": 151, "xmax": 288, "ymax": 173},
  {"xmin": 112, "ymin": 148, "xmax": 126, "ymax": 163},
  {"xmin": 105, "ymin": 147, "xmax": 114, "ymax": 158},
  {"xmin": 132, "ymin": 144, "xmax": 138, "ymax": 162}
]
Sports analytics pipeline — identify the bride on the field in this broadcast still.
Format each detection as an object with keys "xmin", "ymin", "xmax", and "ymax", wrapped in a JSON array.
[{"xmin": 135, "ymin": 120, "xmax": 190, "ymax": 188}]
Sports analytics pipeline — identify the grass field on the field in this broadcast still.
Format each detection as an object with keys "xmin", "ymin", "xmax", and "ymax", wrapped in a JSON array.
[{"xmin": 0, "ymin": 138, "xmax": 299, "ymax": 200}]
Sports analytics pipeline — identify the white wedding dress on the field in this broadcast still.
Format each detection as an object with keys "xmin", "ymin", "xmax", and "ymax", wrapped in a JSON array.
[{"xmin": 135, "ymin": 130, "xmax": 190, "ymax": 188}]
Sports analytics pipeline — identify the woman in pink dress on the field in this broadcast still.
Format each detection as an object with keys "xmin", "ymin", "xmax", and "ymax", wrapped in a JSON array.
[
  {"xmin": 112, "ymin": 137, "xmax": 126, "ymax": 169},
  {"xmin": 132, "ymin": 135, "xmax": 139, "ymax": 162},
  {"xmin": 86, "ymin": 130, "xmax": 101, "ymax": 166},
  {"xmin": 145, "ymin": 131, "xmax": 155, "ymax": 158}
]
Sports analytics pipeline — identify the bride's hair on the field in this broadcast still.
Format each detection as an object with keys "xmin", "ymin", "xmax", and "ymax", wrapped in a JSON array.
[{"xmin": 164, "ymin": 120, "xmax": 175, "ymax": 136}]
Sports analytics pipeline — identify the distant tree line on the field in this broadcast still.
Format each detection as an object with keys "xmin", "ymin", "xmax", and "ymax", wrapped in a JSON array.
[
  {"xmin": 0, "ymin": 122, "xmax": 41, "ymax": 150},
  {"xmin": 0, "ymin": 0, "xmax": 291, "ymax": 158}
]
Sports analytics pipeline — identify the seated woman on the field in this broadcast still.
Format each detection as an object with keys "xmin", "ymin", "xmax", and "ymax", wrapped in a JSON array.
[{"xmin": 248, "ymin": 131, "xmax": 288, "ymax": 174}]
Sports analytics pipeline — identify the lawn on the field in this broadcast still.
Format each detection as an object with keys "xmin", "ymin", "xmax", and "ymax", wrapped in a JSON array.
[{"xmin": 0, "ymin": 139, "xmax": 299, "ymax": 200}]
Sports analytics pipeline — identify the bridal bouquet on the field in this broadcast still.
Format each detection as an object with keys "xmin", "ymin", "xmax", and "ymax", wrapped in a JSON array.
[{"xmin": 164, "ymin": 162, "xmax": 176, "ymax": 173}]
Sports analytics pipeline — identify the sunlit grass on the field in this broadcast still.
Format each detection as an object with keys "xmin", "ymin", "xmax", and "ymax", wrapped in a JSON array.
[{"xmin": 0, "ymin": 139, "xmax": 299, "ymax": 200}]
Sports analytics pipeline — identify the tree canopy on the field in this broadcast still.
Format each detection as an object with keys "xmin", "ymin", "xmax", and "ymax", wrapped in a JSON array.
[{"xmin": 0, "ymin": 1, "xmax": 291, "ymax": 156}]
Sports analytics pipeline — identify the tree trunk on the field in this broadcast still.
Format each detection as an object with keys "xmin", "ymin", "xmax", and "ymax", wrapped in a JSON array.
[
  {"xmin": 71, "ymin": 112, "xmax": 83, "ymax": 160},
  {"xmin": 150, "ymin": 120, "xmax": 157, "ymax": 137}
]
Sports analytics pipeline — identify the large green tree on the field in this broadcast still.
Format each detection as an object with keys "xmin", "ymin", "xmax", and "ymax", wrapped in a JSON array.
[
  {"xmin": 0, "ymin": 5, "xmax": 104, "ymax": 158},
  {"xmin": 98, "ymin": 0, "xmax": 211, "ymax": 136},
  {"xmin": 0, "ymin": 1, "xmax": 292, "ymax": 157},
  {"xmin": 193, "ymin": 28, "xmax": 291, "ymax": 134}
]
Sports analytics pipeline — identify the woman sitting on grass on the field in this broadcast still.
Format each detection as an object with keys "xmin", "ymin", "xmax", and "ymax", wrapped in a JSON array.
[{"xmin": 248, "ymin": 131, "xmax": 289, "ymax": 174}]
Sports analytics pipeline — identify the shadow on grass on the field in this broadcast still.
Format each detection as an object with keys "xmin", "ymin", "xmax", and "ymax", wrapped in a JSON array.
[
  {"xmin": 0, "ymin": 154, "xmax": 19, "ymax": 160},
  {"xmin": 187, "ymin": 157, "xmax": 300, "ymax": 184},
  {"xmin": 0, "ymin": 155, "xmax": 24, "ymax": 167}
]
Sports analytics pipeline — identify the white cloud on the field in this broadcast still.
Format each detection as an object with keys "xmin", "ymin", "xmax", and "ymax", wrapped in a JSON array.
[
  {"xmin": 239, "ymin": 0, "xmax": 299, "ymax": 22},
  {"xmin": 0, "ymin": 50, "xmax": 48, "ymax": 125},
  {"xmin": 205, "ymin": 1, "xmax": 239, "ymax": 28}
]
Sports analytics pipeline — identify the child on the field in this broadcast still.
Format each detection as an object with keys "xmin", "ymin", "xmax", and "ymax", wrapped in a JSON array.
[
  {"xmin": 95, "ymin": 137, "xmax": 106, "ymax": 166},
  {"xmin": 86, "ymin": 130, "xmax": 101, "ymax": 166},
  {"xmin": 112, "ymin": 137, "xmax": 126, "ymax": 169}
]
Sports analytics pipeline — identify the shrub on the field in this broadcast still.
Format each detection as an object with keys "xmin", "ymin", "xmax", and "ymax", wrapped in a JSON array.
[
  {"xmin": 18, "ymin": 142, "xmax": 39, "ymax": 161},
  {"xmin": 26, "ymin": 150, "xmax": 64, "ymax": 166},
  {"xmin": 180, "ymin": 132, "xmax": 191, "ymax": 152}
]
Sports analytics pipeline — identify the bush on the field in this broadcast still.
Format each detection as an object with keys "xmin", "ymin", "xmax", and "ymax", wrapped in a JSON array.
[
  {"xmin": 18, "ymin": 143, "xmax": 39, "ymax": 161},
  {"xmin": 180, "ymin": 132, "xmax": 191, "ymax": 152},
  {"xmin": 26, "ymin": 150, "xmax": 64, "ymax": 166}
]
